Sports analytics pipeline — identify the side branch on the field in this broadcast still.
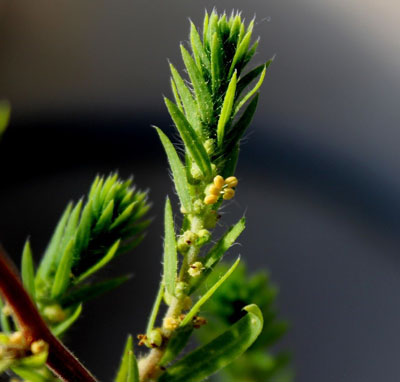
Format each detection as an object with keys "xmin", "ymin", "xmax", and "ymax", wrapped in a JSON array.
[{"xmin": 0, "ymin": 245, "xmax": 97, "ymax": 382}]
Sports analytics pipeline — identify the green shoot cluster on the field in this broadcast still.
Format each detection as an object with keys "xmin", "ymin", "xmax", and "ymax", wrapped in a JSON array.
[
  {"xmin": 0, "ymin": 9, "xmax": 289, "ymax": 382},
  {"xmin": 132, "ymin": 10, "xmax": 282, "ymax": 382}
]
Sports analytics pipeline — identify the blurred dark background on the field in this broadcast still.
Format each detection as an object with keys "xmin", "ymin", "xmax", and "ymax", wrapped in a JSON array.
[{"xmin": 1, "ymin": 1, "xmax": 400, "ymax": 381}]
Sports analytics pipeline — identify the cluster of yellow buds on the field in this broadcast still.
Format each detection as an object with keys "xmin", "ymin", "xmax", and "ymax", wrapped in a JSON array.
[
  {"xmin": 204, "ymin": 175, "xmax": 238, "ymax": 205},
  {"xmin": 163, "ymin": 316, "xmax": 180, "ymax": 331}
]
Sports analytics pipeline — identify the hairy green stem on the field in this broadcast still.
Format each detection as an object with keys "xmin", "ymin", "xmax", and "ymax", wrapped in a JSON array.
[{"xmin": 139, "ymin": 210, "xmax": 206, "ymax": 381}]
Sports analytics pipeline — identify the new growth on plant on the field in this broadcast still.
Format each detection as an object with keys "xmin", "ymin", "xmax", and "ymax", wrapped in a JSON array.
[{"xmin": 0, "ymin": 9, "xmax": 289, "ymax": 382}]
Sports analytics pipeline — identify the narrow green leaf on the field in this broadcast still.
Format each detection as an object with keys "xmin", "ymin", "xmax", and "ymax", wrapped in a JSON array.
[
  {"xmin": 93, "ymin": 199, "xmax": 114, "ymax": 234},
  {"xmin": 75, "ymin": 200, "xmax": 93, "ymax": 254},
  {"xmin": 236, "ymin": 63, "xmax": 265, "ymax": 99},
  {"xmin": 52, "ymin": 304, "xmax": 82, "ymax": 337},
  {"xmin": 88, "ymin": 175, "xmax": 100, "ymax": 200},
  {"xmin": 237, "ymin": 23, "xmax": 246, "ymax": 45},
  {"xmin": 228, "ymin": 30, "xmax": 252, "ymax": 78},
  {"xmin": 91, "ymin": 177, "xmax": 105, "ymax": 216},
  {"xmin": 202, "ymin": 11, "xmax": 209, "ymax": 48},
  {"xmin": 228, "ymin": 14, "xmax": 242, "ymax": 45},
  {"xmin": 160, "ymin": 324, "xmax": 193, "ymax": 366},
  {"xmin": 104, "ymin": 182, "xmax": 119, "ymax": 206},
  {"xmin": 225, "ymin": 94, "xmax": 259, "ymax": 152},
  {"xmin": 240, "ymin": 38, "xmax": 260, "ymax": 70},
  {"xmin": 234, "ymin": 66, "xmax": 266, "ymax": 116},
  {"xmin": 127, "ymin": 348, "xmax": 139, "ymax": 382},
  {"xmin": 51, "ymin": 238, "xmax": 75, "ymax": 298},
  {"xmin": 181, "ymin": 257, "xmax": 240, "ymax": 326},
  {"xmin": 119, "ymin": 189, "xmax": 134, "ymax": 210},
  {"xmin": 0, "ymin": 100, "xmax": 10, "ymax": 138},
  {"xmin": 130, "ymin": 201, "xmax": 151, "ymax": 221},
  {"xmin": 57, "ymin": 200, "xmax": 82, "ymax": 263},
  {"xmin": 218, "ymin": 13, "xmax": 229, "ymax": 38},
  {"xmin": 180, "ymin": 45, "xmax": 213, "ymax": 125},
  {"xmin": 164, "ymin": 98, "xmax": 212, "ymax": 178},
  {"xmin": 75, "ymin": 240, "xmax": 120, "ymax": 283},
  {"xmin": 189, "ymin": 218, "xmax": 245, "ymax": 294},
  {"xmin": 206, "ymin": 11, "xmax": 219, "ymax": 52},
  {"xmin": 12, "ymin": 366, "xmax": 53, "ymax": 382},
  {"xmin": 116, "ymin": 335, "xmax": 139, "ymax": 382},
  {"xmin": 110, "ymin": 202, "xmax": 137, "ymax": 230},
  {"xmin": 163, "ymin": 88, "xmax": 195, "ymax": 134},
  {"xmin": 217, "ymin": 70, "xmax": 237, "ymax": 146},
  {"xmin": 154, "ymin": 127, "xmax": 191, "ymax": 212},
  {"xmin": 170, "ymin": 78, "xmax": 184, "ymax": 113},
  {"xmin": 116, "ymin": 335, "xmax": 132, "ymax": 382},
  {"xmin": 99, "ymin": 174, "xmax": 118, "ymax": 207},
  {"xmin": 211, "ymin": 31, "xmax": 223, "ymax": 95},
  {"xmin": 60, "ymin": 276, "xmax": 129, "ymax": 307},
  {"xmin": 146, "ymin": 280, "xmax": 164, "ymax": 336},
  {"xmin": 204, "ymin": 218, "xmax": 245, "ymax": 268},
  {"xmin": 163, "ymin": 198, "xmax": 177, "ymax": 296},
  {"xmin": 190, "ymin": 21, "xmax": 210, "ymax": 73},
  {"xmin": 21, "ymin": 240, "xmax": 36, "ymax": 300},
  {"xmin": 221, "ymin": 145, "xmax": 239, "ymax": 179},
  {"xmin": 37, "ymin": 203, "xmax": 72, "ymax": 280},
  {"xmin": 159, "ymin": 304, "xmax": 263, "ymax": 382}
]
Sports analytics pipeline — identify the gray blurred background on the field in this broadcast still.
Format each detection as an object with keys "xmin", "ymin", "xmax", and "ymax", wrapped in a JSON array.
[{"xmin": 0, "ymin": 0, "xmax": 400, "ymax": 381}]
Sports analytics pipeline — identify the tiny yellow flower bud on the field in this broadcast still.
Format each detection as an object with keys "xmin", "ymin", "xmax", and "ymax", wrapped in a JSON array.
[
  {"xmin": 31, "ymin": 340, "xmax": 48, "ymax": 355},
  {"xmin": 43, "ymin": 304, "xmax": 66, "ymax": 323},
  {"xmin": 188, "ymin": 262, "xmax": 204, "ymax": 277},
  {"xmin": 163, "ymin": 316, "xmax": 179, "ymax": 331},
  {"xmin": 204, "ymin": 195, "xmax": 218, "ymax": 205},
  {"xmin": 9, "ymin": 332, "xmax": 24, "ymax": 346},
  {"xmin": 225, "ymin": 176, "xmax": 238, "ymax": 188},
  {"xmin": 183, "ymin": 230, "xmax": 198, "ymax": 245},
  {"xmin": 213, "ymin": 175, "xmax": 225, "ymax": 189},
  {"xmin": 223, "ymin": 187, "xmax": 235, "ymax": 200},
  {"xmin": 180, "ymin": 205, "xmax": 188, "ymax": 214},
  {"xmin": 197, "ymin": 229, "xmax": 211, "ymax": 245},
  {"xmin": 148, "ymin": 328, "xmax": 163, "ymax": 348},
  {"xmin": 208, "ymin": 184, "xmax": 221, "ymax": 196},
  {"xmin": 177, "ymin": 236, "xmax": 189, "ymax": 254}
]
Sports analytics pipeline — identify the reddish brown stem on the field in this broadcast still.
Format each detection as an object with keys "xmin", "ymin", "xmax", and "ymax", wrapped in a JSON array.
[{"xmin": 0, "ymin": 245, "xmax": 97, "ymax": 382}]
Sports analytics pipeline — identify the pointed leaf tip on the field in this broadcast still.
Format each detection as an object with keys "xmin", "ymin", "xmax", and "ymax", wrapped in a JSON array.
[{"xmin": 154, "ymin": 127, "xmax": 191, "ymax": 212}]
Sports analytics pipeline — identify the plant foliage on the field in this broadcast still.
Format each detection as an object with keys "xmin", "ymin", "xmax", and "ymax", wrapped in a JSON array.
[{"xmin": 0, "ymin": 9, "xmax": 289, "ymax": 382}]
